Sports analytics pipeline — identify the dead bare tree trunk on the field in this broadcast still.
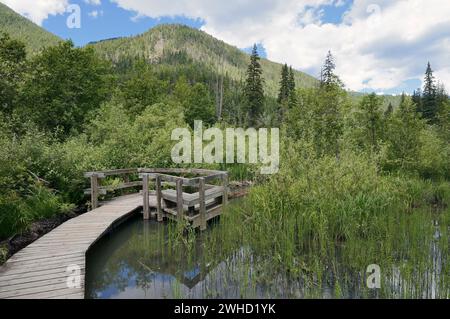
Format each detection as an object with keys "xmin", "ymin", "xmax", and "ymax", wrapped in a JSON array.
[{"xmin": 215, "ymin": 53, "xmax": 224, "ymax": 121}]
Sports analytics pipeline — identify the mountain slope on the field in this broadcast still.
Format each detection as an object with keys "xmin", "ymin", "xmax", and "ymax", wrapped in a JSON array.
[
  {"xmin": 0, "ymin": 2, "xmax": 61, "ymax": 53},
  {"xmin": 89, "ymin": 24, "xmax": 318, "ymax": 97}
]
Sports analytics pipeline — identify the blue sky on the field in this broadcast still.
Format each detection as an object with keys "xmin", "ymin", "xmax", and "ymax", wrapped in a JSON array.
[
  {"xmin": 2, "ymin": 0, "xmax": 449, "ymax": 95},
  {"xmin": 43, "ymin": 0, "xmax": 204, "ymax": 46}
]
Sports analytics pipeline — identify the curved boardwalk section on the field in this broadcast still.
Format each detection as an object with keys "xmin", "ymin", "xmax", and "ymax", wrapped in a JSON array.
[{"xmin": 0, "ymin": 194, "xmax": 142, "ymax": 299}]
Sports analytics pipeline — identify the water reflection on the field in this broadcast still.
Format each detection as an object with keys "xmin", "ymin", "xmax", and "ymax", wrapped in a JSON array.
[{"xmin": 85, "ymin": 212, "xmax": 448, "ymax": 299}]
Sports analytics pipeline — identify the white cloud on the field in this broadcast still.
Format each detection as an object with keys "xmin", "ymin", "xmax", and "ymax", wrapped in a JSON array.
[
  {"xmin": 111, "ymin": 0, "xmax": 450, "ymax": 92},
  {"xmin": 0, "ymin": 0, "xmax": 69, "ymax": 26},
  {"xmin": 84, "ymin": 0, "xmax": 101, "ymax": 5},
  {"xmin": 88, "ymin": 9, "xmax": 103, "ymax": 18}
]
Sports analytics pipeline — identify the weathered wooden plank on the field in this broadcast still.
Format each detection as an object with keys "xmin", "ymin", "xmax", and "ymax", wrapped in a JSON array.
[
  {"xmin": 2, "ymin": 257, "xmax": 85, "ymax": 271},
  {"xmin": 0, "ymin": 265, "xmax": 85, "ymax": 282},
  {"xmin": 1, "ymin": 283, "xmax": 84, "ymax": 299},
  {"xmin": 0, "ymin": 273, "xmax": 85, "ymax": 293},
  {"xmin": 8, "ymin": 251, "xmax": 83, "ymax": 262},
  {"xmin": 85, "ymin": 168, "xmax": 137, "ymax": 177},
  {"xmin": 84, "ymin": 181, "xmax": 143, "ymax": 195}
]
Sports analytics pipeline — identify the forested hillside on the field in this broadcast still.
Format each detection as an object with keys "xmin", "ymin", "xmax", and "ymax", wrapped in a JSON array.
[
  {"xmin": 0, "ymin": 3, "xmax": 61, "ymax": 53},
  {"xmin": 89, "ymin": 24, "xmax": 318, "ymax": 97}
]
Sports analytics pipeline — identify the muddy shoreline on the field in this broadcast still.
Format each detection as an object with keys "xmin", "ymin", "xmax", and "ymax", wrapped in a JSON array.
[{"xmin": 0, "ymin": 205, "xmax": 87, "ymax": 264}]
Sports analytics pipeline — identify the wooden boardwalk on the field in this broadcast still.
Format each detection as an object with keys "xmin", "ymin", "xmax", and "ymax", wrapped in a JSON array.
[
  {"xmin": 0, "ymin": 168, "xmax": 229, "ymax": 299},
  {"xmin": 0, "ymin": 194, "xmax": 144, "ymax": 299}
]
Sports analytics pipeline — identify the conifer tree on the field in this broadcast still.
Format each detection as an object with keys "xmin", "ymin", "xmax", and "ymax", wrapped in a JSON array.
[
  {"xmin": 412, "ymin": 88, "xmax": 422, "ymax": 114},
  {"xmin": 277, "ymin": 64, "xmax": 289, "ymax": 104},
  {"xmin": 244, "ymin": 44, "xmax": 265, "ymax": 126},
  {"xmin": 320, "ymin": 51, "xmax": 339, "ymax": 87},
  {"xmin": 385, "ymin": 102, "xmax": 394, "ymax": 118},
  {"xmin": 288, "ymin": 66, "xmax": 296, "ymax": 95},
  {"xmin": 421, "ymin": 62, "xmax": 438, "ymax": 122},
  {"xmin": 287, "ymin": 66, "xmax": 297, "ymax": 109},
  {"xmin": 314, "ymin": 51, "xmax": 346, "ymax": 158}
]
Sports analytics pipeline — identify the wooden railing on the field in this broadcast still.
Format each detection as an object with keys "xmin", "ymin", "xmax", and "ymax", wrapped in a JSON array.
[
  {"xmin": 84, "ymin": 168, "xmax": 228, "ymax": 230},
  {"xmin": 84, "ymin": 168, "xmax": 141, "ymax": 209},
  {"xmin": 138, "ymin": 168, "xmax": 228, "ymax": 230}
]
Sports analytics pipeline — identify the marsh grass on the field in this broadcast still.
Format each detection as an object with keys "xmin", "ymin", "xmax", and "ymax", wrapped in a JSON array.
[{"xmin": 163, "ymin": 146, "xmax": 450, "ymax": 298}]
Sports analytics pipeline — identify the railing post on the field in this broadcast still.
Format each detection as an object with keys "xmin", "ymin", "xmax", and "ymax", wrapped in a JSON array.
[
  {"xmin": 199, "ymin": 177, "xmax": 207, "ymax": 231},
  {"xmin": 142, "ymin": 173, "xmax": 150, "ymax": 220},
  {"xmin": 176, "ymin": 179, "xmax": 184, "ymax": 221},
  {"xmin": 90, "ymin": 173, "xmax": 99, "ymax": 210},
  {"xmin": 222, "ymin": 173, "xmax": 228, "ymax": 206},
  {"xmin": 156, "ymin": 174, "xmax": 163, "ymax": 222}
]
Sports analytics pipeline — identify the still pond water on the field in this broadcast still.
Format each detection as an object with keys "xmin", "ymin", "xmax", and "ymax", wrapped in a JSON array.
[{"xmin": 85, "ymin": 214, "xmax": 446, "ymax": 299}]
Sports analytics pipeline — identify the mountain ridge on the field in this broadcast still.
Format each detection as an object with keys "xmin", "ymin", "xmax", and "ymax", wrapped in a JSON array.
[
  {"xmin": 88, "ymin": 24, "xmax": 319, "ymax": 97},
  {"xmin": 0, "ymin": 2, "xmax": 61, "ymax": 53}
]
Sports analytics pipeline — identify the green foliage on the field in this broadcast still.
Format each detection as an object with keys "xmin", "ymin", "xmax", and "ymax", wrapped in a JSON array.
[
  {"xmin": 382, "ymin": 97, "xmax": 425, "ymax": 172},
  {"xmin": 83, "ymin": 100, "xmax": 186, "ymax": 169},
  {"xmin": 0, "ymin": 121, "xmax": 69, "ymax": 238},
  {"xmin": 18, "ymin": 41, "xmax": 114, "ymax": 137},
  {"xmin": 173, "ymin": 77, "xmax": 215, "ymax": 127},
  {"xmin": 352, "ymin": 93, "xmax": 384, "ymax": 152},
  {"xmin": 287, "ymin": 84, "xmax": 348, "ymax": 156},
  {"xmin": 118, "ymin": 62, "xmax": 169, "ymax": 116},
  {"xmin": 0, "ymin": 244, "xmax": 7, "ymax": 264},
  {"xmin": 0, "ymin": 32, "xmax": 26, "ymax": 114},
  {"xmin": 0, "ymin": 184, "xmax": 64, "ymax": 239},
  {"xmin": 416, "ymin": 128, "xmax": 450, "ymax": 180}
]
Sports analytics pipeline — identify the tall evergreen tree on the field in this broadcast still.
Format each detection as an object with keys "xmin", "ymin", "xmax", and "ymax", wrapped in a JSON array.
[
  {"xmin": 320, "ymin": 51, "xmax": 339, "ymax": 87},
  {"xmin": 288, "ymin": 66, "xmax": 296, "ymax": 95},
  {"xmin": 244, "ymin": 44, "xmax": 265, "ymax": 126},
  {"xmin": 314, "ymin": 51, "xmax": 346, "ymax": 158},
  {"xmin": 412, "ymin": 88, "xmax": 422, "ymax": 114},
  {"xmin": 287, "ymin": 66, "xmax": 297, "ymax": 109},
  {"xmin": 421, "ymin": 62, "xmax": 438, "ymax": 123},
  {"xmin": 277, "ymin": 64, "xmax": 289, "ymax": 104},
  {"xmin": 385, "ymin": 102, "xmax": 394, "ymax": 118}
]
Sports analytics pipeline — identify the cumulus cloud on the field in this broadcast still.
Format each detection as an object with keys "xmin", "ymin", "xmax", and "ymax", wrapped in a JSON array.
[
  {"xmin": 0, "ymin": 0, "xmax": 69, "ymax": 26},
  {"xmin": 111, "ymin": 0, "xmax": 450, "ymax": 92}
]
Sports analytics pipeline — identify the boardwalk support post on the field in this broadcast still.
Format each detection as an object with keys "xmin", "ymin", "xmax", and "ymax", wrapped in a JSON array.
[
  {"xmin": 222, "ymin": 173, "xmax": 228, "ymax": 206},
  {"xmin": 142, "ymin": 173, "xmax": 150, "ymax": 220},
  {"xmin": 199, "ymin": 177, "xmax": 206, "ymax": 231},
  {"xmin": 176, "ymin": 179, "xmax": 184, "ymax": 221},
  {"xmin": 90, "ymin": 173, "xmax": 99, "ymax": 210},
  {"xmin": 156, "ymin": 174, "xmax": 163, "ymax": 222}
]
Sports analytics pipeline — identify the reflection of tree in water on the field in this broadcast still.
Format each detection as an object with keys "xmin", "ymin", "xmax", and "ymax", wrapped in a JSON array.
[{"xmin": 86, "ymin": 218, "xmax": 233, "ymax": 297}]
